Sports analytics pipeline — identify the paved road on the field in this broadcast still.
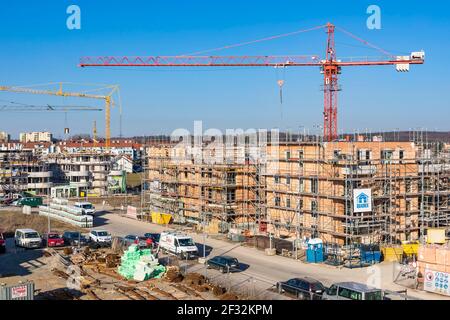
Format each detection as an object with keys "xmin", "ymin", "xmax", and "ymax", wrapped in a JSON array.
[{"xmin": 93, "ymin": 211, "xmax": 448, "ymax": 300}]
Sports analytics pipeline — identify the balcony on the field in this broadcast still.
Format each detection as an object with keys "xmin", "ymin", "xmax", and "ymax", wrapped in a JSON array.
[
  {"xmin": 28, "ymin": 171, "xmax": 53, "ymax": 178},
  {"xmin": 65, "ymin": 171, "xmax": 90, "ymax": 177},
  {"xmin": 92, "ymin": 180, "xmax": 107, "ymax": 188},
  {"xmin": 27, "ymin": 182, "xmax": 53, "ymax": 189}
]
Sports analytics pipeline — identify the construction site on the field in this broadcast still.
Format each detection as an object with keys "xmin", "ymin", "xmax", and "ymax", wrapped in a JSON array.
[
  {"xmin": 2, "ymin": 2, "xmax": 450, "ymax": 305},
  {"xmin": 141, "ymin": 134, "xmax": 450, "ymax": 248}
]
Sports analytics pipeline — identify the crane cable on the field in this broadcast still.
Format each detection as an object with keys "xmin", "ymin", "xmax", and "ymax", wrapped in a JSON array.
[
  {"xmin": 335, "ymin": 26, "xmax": 394, "ymax": 58},
  {"xmin": 181, "ymin": 24, "xmax": 326, "ymax": 56}
]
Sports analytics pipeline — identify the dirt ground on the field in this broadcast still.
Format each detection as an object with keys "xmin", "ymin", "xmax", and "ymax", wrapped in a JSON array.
[
  {"xmin": 0, "ymin": 244, "xmax": 239, "ymax": 300},
  {"xmin": 0, "ymin": 210, "xmax": 84, "ymax": 236}
]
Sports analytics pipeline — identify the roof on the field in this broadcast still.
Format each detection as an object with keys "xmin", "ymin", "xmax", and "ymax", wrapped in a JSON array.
[
  {"xmin": 57, "ymin": 140, "xmax": 142, "ymax": 149},
  {"xmin": 16, "ymin": 228, "xmax": 39, "ymax": 233},
  {"xmin": 334, "ymin": 282, "xmax": 380, "ymax": 292},
  {"xmin": 220, "ymin": 255, "xmax": 238, "ymax": 260},
  {"xmin": 290, "ymin": 277, "xmax": 322, "ymax": 284}
]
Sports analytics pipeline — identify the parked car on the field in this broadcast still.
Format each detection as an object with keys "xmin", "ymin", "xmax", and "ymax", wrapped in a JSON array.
[
  {"xmin": 206, "ymin": 256, "xmax": 240, "ymax": 273},
  {"xmin": 144, "ymin": 233, "xmax": 160, "ymax": 245},
  {"xmin": 89, "ymin": 230, "xmax": 112, "ymax": 247},
  {"xmin": 74, "ymin": 202, "xmax": 96, "ymax": 216},
  {"xmin": 159, "ymin": 231, "xmax": 198, "ymax": 259},
  {"xmin": 42, "ymin": 233, "xmax": 65, "ymax": 247},
  {"xmin": 0, "ymin": 232, "xmax": 6, "ymax": 253},
  {"xmin": 14, "ymin": 229, "xmax": 42, "ymax": 249},
  {"xmin": 62, "ymin": 231, "xmax": 89, "ymax": 246},
  {"xmin": 124, "ymin": 234, "xmax": 150, "ymax": 248},
  {"xmin": 277, "ymin": 277, "xmax": 326, "ymax": 300},
  {"xmin": 322, "ymin": 282, "xmax": 383, "ymax": 300}
]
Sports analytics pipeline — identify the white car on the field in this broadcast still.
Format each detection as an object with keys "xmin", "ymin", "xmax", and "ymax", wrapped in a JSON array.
[
  {"xmin": 14, "ymin": 229, "xmax": 42, "ymax": 249},
  {"xmin": 89, "ymin": 230, "xmax": 112, "ymax": 246},
  {"xmin": 74, "ymin": 202, "xmax": 96, "ymax": 216}
]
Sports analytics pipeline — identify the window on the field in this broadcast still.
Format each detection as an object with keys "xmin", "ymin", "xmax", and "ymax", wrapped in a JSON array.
[
  {"xmin": 298, "ymin": 150, "xmax": 304, "ymax": 159},
  {"xmin": 286, "ymin": 198, "xmax": 291, "ymax": 208},
  {"xmin": 227, "ymin": 190, "xmax": 235, "ymax": 202},
  {"xmin": 327, "ymin": 285, "xmax": 337, "ymax": 296},
  {"xmin": 274, "ymin": 175, "xmax": 280, "ymax": 184},
  {"xmin": 286, "ymin": 176, "xmax": 291, "ymax": 185},
  {"xmin": 299, "ymin": 179, "xmax": 304, "ymax": 192},
  {"xmin": 275, "ymin": 197, "xmax": 281, "ymax": 207},
  {"xmin": 311, "ymin": 179, "xmax": 318, "ymax": 194},
  {"xmin": 399, "ymin": 150, "xmax": 404, "ymax": 160},
  {"xmin": 405, "ymin": 180, "xmax": 412, "ymax": 193},
  {"xmin": 311, "ymin": 200, "xmax": 317, "ymax": 212},
  {"xmin": 338, "ymin": 287, "xmax": 362, "ymax": 300},
  {"xmin": 365, "ymin": 291, "xmax": 383, "ymax": 301},
  {"xmin": 298, "ymin": 199, "xmax": 303, "ymax": 210},
  {"xmin": 333, "ymin": 150, "xmax": 341, "ymax": 159},
  {"xmin": 381, "ymin": 150, "xmax": 394, "ymax": 163},
  {"xmin": 286, "ymin": 151, "xmax": 291, "ymax": 161}
]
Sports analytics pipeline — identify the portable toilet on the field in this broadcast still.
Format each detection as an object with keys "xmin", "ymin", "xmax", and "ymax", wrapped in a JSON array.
[{"xmin": 306, "ymin": 238, "xmax": 324, "ymax": 263}]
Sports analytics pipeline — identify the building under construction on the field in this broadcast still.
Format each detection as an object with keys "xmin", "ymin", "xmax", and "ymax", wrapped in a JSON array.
[
  {"xmin": 0, "ymin": 149, "xmax": 53, "ymax": 195},
  {"xmin": 142, "ymin": 134, "xmax": 450, "ymax": 247},
  {"xmin": 143, "ymin": 143, "xmax": 263, "ymax": 234}
]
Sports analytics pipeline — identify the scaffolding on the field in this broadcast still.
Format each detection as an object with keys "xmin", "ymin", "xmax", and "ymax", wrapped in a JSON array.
[
  {"xmin": 263, "ymin": 131, "xmax": 450, "ymax": 250},
  {"xmin": 141, "ymin": 138, "xmax": 264, "ymax": 234},
  {"xmin": 140, "ymin": 131, "xmax": 450, "ymax": 250}
]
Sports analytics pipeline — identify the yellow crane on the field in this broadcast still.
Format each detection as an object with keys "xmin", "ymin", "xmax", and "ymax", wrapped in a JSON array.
[{"xmin": 0, "ymin": 83, "xmax": 120, "ymax": 148}]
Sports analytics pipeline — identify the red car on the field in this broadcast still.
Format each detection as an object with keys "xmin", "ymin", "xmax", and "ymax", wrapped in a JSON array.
[
  {"xmin": 0, "ymin": 232, "xmax": 6, "ymax": 253},
  {"xmin": 43, "ymin": 233, "xmax": 65, "ymax": 247}
]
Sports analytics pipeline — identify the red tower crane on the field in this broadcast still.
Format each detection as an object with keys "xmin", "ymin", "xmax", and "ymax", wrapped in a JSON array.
[{"xmin": 79, "ymin": 23, "xmax": 425, "ymax": 141}]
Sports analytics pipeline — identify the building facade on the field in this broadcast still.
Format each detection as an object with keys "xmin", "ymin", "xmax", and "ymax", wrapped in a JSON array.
[
  {"xmin": 20, "ymin": 131, "xmax": 53, "ymax": 143},
  {"xmin": 144, "ymin": 144, "xmax": 260, "ymax": 233},
  {"xmin": 48, "ymin": 153, "xmax": 126, "ymax": 196},
  {"xmin": 0, "ymin": 150, "xmax": 53, "ymax": 196},
  {"xmin": 143, "ymin": 140, "xmax": 450, "ymax": 247}
]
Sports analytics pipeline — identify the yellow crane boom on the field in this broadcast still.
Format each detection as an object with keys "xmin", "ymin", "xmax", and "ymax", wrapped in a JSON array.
[{"xmin": 0, "ymin": 83, "xmax": 119, "ymax": 148}]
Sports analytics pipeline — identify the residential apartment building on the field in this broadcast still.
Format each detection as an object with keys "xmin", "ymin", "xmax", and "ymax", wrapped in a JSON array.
[
  {"xmin": 0, "ymin": 150, "xmax": 53, "ymax": 196},
  {"xmin": 20, "ymin": 131, "xmax": 53, "ymax": 143},
  {"xmin": 0, "ymin": 131, "xmax": 10, "ymax": 142},
  {"xmin": 143, "ymin": 140, "xmax": 450, "ymax": 247},
  {"xmin": 144, "ymin": 144, "xmax": 261, "ymax": 233},
  {"xmin": 48, "ymin": 153, "xmax": 126, "ymax": 196},
  {"xmin": 57, "ymin": 139, "xmax": 143, "ymax": 161}
]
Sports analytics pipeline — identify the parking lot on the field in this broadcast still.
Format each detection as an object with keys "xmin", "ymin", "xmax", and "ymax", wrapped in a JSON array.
[{"xmin": 1, "ymin": 207, "xmax": 449, "ymax": 300}]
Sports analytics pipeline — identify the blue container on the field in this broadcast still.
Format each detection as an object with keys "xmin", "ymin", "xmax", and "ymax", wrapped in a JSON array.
[
  {"xmin": 361, "ymin": 250, "xmax": 381, "ymax": 264},
  {"xmin": 306, "ymin": 239, "xmax": 324, "ymax": 263}
]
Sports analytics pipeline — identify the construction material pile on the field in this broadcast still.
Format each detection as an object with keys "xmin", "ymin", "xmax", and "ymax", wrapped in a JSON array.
[
  {"xmin": 418, "ymin": 244, "xmax": 450, "ymax": 274},
  {"xmin": 118, "ymin": 245, "xmax": 165, "ymax": 281},
  {"xmin": 38, "ymin": 198, "xmax": 93, "ymax": 228}
]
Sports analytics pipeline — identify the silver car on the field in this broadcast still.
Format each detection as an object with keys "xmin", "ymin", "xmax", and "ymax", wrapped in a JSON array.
[{"xmin": 322, "ymin": 282, "xmax": 383, "ymax": 300}]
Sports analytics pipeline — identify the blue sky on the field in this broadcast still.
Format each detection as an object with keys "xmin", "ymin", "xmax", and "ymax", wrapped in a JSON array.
[{"xmin": 0, "ymin": 0, "xmax": 448, "ymax": 139}]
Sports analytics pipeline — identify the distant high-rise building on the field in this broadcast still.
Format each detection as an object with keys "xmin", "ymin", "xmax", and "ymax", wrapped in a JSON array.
[
  {"xmin": 19, "ymin": 131, "xmax": 53, "ymax": 143},
  {"xmin": 0, "ymin": 131, "xmax": 10, "ymax": 142}
]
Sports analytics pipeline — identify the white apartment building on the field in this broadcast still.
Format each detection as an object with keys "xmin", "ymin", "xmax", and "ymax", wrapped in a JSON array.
[
  {"xmin": 0, "ymin": 131, "xmax": 10, "ymax": 142},
  {"xmin": 20, "ymin": 131, "xmax": 53, "ymax": 143},
  {"xmin": 48, "ymin": 153, "xmax": 126, "ymax": 196}
]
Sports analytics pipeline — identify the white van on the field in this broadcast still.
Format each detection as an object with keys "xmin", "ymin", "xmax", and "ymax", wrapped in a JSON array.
[
  {"xmin": 14, "ymin": 229, "xmax": 42, "ymax": 249},
  {"xmin": 74, "ymin": 202, "xmax": 96, "ymax": 216},
  {"xmin": 159, "ymin": 231, "xmax": 198, "ymax": 259}
]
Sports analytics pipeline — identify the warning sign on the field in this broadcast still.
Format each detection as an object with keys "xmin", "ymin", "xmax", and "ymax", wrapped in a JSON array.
[
  {"xmin": 11, "ymin": 285, "xmax": 28, "ymax": 299},
  {"xmin": 424, "ymin": 269, "xmax": 450, "ymax": 296}
]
